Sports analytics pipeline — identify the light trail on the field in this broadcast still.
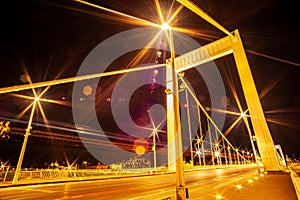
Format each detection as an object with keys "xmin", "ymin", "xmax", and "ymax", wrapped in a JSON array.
[{"xmin": 9, "ymin": 127, "xmax": 140, "ymax": 150}]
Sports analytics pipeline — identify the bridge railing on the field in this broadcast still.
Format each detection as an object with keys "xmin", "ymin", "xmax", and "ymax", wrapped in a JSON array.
[
  {"xmin": 289, "ymin": 162, "xmax": 300, "ymax": 199},
  {"xmin": 0, "ymin": 168, "xmax": 148, "ymax": 184},
  {"xmin": 0, "ymin": 163, "xmax": 257, "ymax": 184}
]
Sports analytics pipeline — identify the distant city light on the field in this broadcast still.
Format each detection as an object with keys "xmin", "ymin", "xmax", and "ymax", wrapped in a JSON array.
[{"xmin": 156, "ymin": 51, "xmax": 162, "ymax": 57}]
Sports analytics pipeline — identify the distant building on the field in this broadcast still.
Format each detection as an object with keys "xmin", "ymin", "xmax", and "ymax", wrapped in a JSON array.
[{"xmin": 112, "ymin": 156, "xmax": 151, "ymax": 169}]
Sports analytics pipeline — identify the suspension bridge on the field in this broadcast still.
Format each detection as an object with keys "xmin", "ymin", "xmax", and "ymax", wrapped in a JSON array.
[{"xmin": 0, "ymin": 0, "xmax": 299, "ymax": 199}]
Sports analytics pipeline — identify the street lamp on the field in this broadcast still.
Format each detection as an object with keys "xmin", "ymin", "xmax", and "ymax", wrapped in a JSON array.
[
  {"xmin": 12, "ymin": 97, "xmax": 38, "ymax": 184},
  {"xmin": 147, "ymin": 112, "xmax": 165, "ymax": 172},
  {"xmin": 150, "ymin": 127, "xmax": 158, "ymax": 171},
  {"xmin": 161, "ymin": 22, "xmax": 170, "ymax": 31},
  {"xmin": 194, "ymin": 139, "xmax": 202, "ymax": 166},
  {"xmin": 164, "ymin": 24, "xmax": 186, "ymax": 200}
]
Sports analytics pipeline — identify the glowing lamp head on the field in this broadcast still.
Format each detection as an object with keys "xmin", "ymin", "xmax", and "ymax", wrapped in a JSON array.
[
  {"xmin": 241, "ymin": 112, "xmax": 246, "ymax": 118},
  {"xmin": 161, "ymin": 23, "xmax": 170, "ymax": 31}
]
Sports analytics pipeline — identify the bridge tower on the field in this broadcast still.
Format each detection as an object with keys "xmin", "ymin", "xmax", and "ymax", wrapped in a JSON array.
[{"xmin": 166, "ymin": 0, "xmax": 281, "ymax": 172}]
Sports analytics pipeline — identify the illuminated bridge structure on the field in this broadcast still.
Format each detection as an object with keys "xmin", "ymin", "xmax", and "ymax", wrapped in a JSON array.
[
  {"xmin": 0, "ymin": 1, "xmax": 289, "ymax": 199},
  {"xmin": 165, "ymin": 30, "xmax": 286, "ymax": 172}
]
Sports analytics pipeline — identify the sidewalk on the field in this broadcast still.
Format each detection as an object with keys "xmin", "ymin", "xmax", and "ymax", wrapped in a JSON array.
[{"xmin": 194, "ymin": 171, "xmax": 298, "ymax": 200}]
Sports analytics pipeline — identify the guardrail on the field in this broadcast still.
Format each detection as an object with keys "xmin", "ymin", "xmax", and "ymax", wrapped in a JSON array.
[
  {"xmin": 289, "ymin": 163, "xmax": 300, "ymax": 199},
  {"xmin": 0, "ymin": 168, "xmax": 149, "ymax": 184}
]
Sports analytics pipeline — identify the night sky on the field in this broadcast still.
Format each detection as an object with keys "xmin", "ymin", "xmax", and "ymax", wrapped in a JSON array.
[{"xmin": 0, "ymin": 0, "xmax": 299, "ymax": 167}]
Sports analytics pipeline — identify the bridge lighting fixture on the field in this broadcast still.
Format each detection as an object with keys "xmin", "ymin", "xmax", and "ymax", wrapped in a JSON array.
[{"xmin": 236, "ymin": 184, "xmax": 243, "ymax": 189}]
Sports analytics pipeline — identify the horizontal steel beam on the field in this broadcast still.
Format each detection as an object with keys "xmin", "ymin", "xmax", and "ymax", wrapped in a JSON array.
[{"xmin": 175, "ymin": 35, "xmax": 233, "ymax": 72}]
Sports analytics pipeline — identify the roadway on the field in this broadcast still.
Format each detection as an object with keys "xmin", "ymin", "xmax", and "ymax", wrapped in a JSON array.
[{"xmin": 0, "ymin": 166, "xmax": 258, "ymax": 200}]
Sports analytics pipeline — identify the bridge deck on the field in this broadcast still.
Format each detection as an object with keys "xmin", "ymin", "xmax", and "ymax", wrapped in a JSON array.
[{"xmin": 0, "ymin": 169, "xmax": 298, "ymax": 199}]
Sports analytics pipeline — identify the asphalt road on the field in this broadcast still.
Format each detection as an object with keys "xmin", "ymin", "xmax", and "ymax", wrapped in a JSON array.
[{"xmin": 0, "ymin": 166, "xmax": 257, "ymax": 200}]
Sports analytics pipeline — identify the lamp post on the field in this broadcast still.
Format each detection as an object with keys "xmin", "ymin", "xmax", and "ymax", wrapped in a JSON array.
[
  {"xmin": 152, "ymin": 129, "xmax": 157, "ymax": 171},
  {"xmin": 12, "ymin": 98, "xmax": 37, "ymax": 184},
  {"xmin": 167, "ymin": 25, "xmax": 186, "ymax": 200}
]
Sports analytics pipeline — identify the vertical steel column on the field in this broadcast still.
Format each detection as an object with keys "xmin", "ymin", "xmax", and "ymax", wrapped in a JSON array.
[
  {"xmin": 166, "ymin": 62, "xmax": 176, "ymax": 172},
  {"xmin": 166, "ymin": 29, "xmax": 186, "ymax": 199},
  {"xmin": 231, "ymin": 29, "xmax": 280, "ymax": 171}
]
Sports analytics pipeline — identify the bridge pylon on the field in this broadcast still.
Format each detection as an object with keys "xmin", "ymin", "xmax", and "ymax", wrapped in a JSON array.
[{"xmin": 172, "ymin": 29, "xmax": 281, "ymax": 171}]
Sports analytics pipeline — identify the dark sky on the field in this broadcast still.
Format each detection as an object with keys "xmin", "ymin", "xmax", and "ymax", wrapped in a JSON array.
[{"xmin": 0, "ymin": 0, "xmax": 299, "ymax": 166}]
